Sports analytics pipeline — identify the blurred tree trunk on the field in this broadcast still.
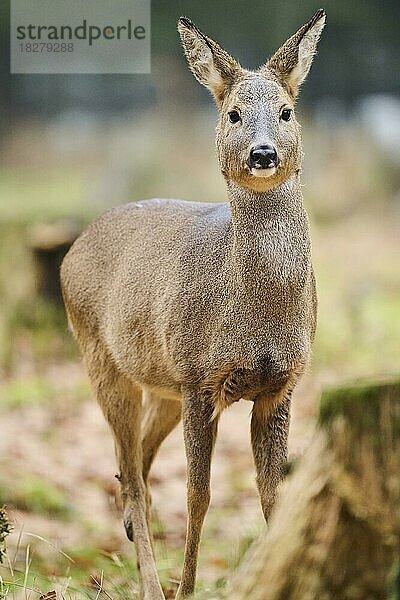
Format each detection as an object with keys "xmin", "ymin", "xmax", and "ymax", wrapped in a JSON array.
[
  {"xmin": 226, "ymin": 380, "xmax": 400, "ymax": 600},
  {"xmin": 29, "ymin": 222, "xmax": 81, "ymax": 304}
]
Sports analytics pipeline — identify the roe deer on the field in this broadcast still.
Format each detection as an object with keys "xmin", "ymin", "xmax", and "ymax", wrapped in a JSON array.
[{"xmin": 61, "ymin": 9, "xmax": 325, "ymax": 599}]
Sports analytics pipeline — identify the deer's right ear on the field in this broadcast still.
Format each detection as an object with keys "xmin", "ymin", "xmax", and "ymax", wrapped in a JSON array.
[{"xmin": 178, "ymin": 18, "xmax": 242, "ymax": 106}]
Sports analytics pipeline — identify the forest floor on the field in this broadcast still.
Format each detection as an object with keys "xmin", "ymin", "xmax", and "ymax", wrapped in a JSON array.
[{"xmin": 0, "ymin": 359, "xmax": 318, "ymax": 599}]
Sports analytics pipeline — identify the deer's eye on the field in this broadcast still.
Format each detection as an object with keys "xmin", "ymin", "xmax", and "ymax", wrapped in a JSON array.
[
  {"xmin": 228, "ymin": 110, "xmax": 241, "ymax": 124},
  {"xmin": 281, "ymin": 108, "xmax": 292, "ymax": 122}
]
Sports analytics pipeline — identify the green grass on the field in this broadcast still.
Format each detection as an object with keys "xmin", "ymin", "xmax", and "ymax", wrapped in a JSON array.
[
  {"xmin": 0, "ymin": 499, "xmax": 255, "ymax": 599},
  {"xmin": 0, "ymin": 478, "xmax": 73, "ymax": 521},
  {"xmin": 10, "ymin": 298, "xmax": 78, "ymax": 366},
  {"xmin": 0, "ymin": 533, "xmax": 237, "ymax": 599},
  {"xmin": 314, "ymin": 281, "xmax": 400, "ymax": 378},
  {"xmin": 0, "ymin": 168, "xmax": 93, "ymax": 226},
  {"xmin": 0, "ymin": 224, "xmax": 79, "ymax": 374},
  {"xmin": 0, "ymin": 551, "xmax": 138, "ymax": 599},
  {"xmin": 0, "ymin": 377, "xmax": 55, "ymax": 410}
]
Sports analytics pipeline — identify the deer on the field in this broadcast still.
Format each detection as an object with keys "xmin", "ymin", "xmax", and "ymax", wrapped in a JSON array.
[{"xmin": 60, "ymin": 9, "xmax": 325, "ymax": 599}]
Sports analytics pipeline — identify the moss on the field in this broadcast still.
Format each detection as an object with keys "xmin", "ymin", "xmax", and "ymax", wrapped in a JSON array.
[
  {"xmin": 388, "ymin": 559, "xmax": 400, "ymax": 600},
  {"xmin": 319, "ymin": 378, "xmax": 400, "ymax": 428}
]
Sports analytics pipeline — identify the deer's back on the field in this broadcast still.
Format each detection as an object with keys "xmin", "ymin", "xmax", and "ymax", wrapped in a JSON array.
[{"xmin": 61, "ymin": 199, "xmax": 231, "ymax": 387}]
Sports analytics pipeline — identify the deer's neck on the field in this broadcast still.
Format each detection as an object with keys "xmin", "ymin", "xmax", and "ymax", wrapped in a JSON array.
[{"xmin": 226, "ymin": 174, "xmax": 311, "ymax": 288}]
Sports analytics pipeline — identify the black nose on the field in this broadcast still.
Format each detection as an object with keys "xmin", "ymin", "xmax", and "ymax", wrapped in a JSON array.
[{"xmin": 248, "ymin": 144, "xmax": 278, "ymax": 169}]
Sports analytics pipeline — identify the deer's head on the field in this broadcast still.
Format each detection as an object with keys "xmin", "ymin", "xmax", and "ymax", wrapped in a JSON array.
[{"xmin": 178, "ymin": 10, "xmax": 325, "ymax": 194}]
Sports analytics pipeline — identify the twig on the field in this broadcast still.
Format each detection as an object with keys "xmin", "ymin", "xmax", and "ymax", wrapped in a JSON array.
[
  {"xmin": 23, "ymin": 544, "xmax": 31, "ymax": 600},
  {"xmin": 90, "ymin": 574, "xmax": 114, "ymax": 600},
  {"xmin": 94, "ymin": 571, "xmax": 103, "ymax": 600}
]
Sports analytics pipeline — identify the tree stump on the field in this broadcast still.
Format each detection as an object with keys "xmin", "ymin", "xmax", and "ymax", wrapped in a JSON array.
[
  {"xmin": 29, "ymin": 222, "xmax": 81, "ymax": 304},
  {"xmin": 226, "ymin": 379, "xmax": 400, "ymax": 600}
]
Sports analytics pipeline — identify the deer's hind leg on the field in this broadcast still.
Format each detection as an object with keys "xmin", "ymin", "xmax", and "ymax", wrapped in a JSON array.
[
  {"xmin": 85, "ymin": 345, "xmax": 164, "ymax": 600},
  {"xmin": 141, "ymin": 389, "xmax": 182, "ymax": 526}
]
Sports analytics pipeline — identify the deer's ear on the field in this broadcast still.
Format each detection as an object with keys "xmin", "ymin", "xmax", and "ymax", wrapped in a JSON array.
[
  {"xmin": 263, "ymin": 9, "xmax": 326, "ymax": 98},
  {"xmin": 178, "ymin": 17, "xmax": 242, "ymax": 106}
]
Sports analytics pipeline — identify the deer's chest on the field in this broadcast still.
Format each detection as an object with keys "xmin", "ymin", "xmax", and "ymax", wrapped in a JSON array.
[
  {"xmin": 201, "ymin": 295, "xmax": 312, "ymax": 414},
  {"xmin": 202, "ymin": 349, "xmax": 306, "ymax": 418}
]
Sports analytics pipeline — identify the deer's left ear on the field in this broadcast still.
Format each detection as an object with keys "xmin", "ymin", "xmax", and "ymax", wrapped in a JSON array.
[{"xmin": 262, "ymin": 9, "xmax": 326, "ymax": 98}]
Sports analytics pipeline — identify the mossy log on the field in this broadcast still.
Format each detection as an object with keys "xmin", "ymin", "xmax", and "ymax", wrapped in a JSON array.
[{"xmin": 226, "ymin": 379, "xmax": 400, "ymax": 600}]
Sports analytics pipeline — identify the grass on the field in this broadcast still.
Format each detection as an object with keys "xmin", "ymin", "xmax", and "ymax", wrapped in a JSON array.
[
  {"xmin": 0, "ymin": 168, "xmax": 93, "ymax": 226},
  {"xmin": 0, "ymin": 227, "xmax": 78, "ymax": 374},
  {"xmin": 314, "ymin": 286, "xmax": 400, "ymax": 376},
  {"xmin": 0, "ymin": 526, "xmax": 138, "ymax": 599},
  {"xmin": 0, "ymin": 479, "xmax": 73, "ymax": 521},
  {"xmin": 0, "ymin": 528, "xmax": 232, "ymax": 599},
  {"xmin": 0, "ymin": 482, "xmax": 255, "ymax": 598},
  {"xmin": 0, "ymin": 377, "xmax": 56, "ymax": 410},
  {"xmin": 0, "ymin": 223, "xmax": 78, "ymax": 375}
]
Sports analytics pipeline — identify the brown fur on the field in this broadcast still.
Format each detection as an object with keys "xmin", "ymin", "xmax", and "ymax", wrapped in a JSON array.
[{"xmin": 61, "ymin": 10, "xmax": 325, "ymax": 599}]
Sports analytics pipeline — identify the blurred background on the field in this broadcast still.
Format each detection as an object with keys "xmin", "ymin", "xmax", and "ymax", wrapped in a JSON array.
[{"xmin": 0, "ymin": 1, "xmax": 399, "ymax": 598}]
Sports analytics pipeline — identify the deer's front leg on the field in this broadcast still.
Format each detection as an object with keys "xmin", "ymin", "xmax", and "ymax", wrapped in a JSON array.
[
  {"xmin": 176, "ymin": 388, "xmax": 219, "ymax": 599},
  {"xmin": 251, "ymin": 395, "xmax": 291, "ymax": 521}
]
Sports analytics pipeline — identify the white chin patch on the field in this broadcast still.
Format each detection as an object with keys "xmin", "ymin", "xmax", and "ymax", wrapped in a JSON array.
[{"xmin": 251, "ymin": 166, "xmax": 276, "ymax": 178}]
